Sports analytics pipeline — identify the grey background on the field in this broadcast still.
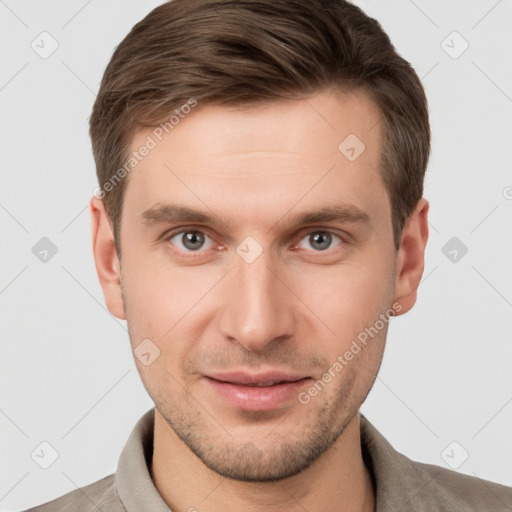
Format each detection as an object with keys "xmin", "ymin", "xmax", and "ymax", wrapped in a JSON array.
[{"xmin": 1, "ymin": 0, "xmax": 511, "ymax": 510}]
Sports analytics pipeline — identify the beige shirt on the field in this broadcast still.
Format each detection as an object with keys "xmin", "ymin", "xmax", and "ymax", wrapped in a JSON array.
[{"xmin": 25, "ymin": 408, "xmax": 512, "ymax": 511}]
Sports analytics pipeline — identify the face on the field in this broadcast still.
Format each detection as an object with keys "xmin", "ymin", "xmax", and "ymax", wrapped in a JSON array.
[{"xmin": 92, "ymin": 88, "xmax": 427, "ymax": 482}]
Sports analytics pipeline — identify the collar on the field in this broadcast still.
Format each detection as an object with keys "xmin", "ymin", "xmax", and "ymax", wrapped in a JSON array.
[{"xmin": 115, "ymin": 407, "xmax": 430, "ymax": 512}]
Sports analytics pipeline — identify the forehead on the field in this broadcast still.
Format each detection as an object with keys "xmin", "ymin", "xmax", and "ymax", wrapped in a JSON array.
[{"xmin": 121, "ymin": 88, "xmax": 387, "ymax": 230}]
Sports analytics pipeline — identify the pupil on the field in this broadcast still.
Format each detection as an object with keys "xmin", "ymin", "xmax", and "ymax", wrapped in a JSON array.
[
  {"xmin": 311, "ymin": 232, "xmax": 331, "ymax": 250},
  {"xmin": 183, "ymin": 232, "xmax": 204, "ymax": 250}
]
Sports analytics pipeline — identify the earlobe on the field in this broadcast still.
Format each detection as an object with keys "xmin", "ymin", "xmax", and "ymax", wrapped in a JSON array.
[
  {"xmin": 393, "ymin": 198, "xmax": 429, "ymax": 315},
  {"xmin": 90, "ymin": 196, "xmax": 126, "ymax": 320}
]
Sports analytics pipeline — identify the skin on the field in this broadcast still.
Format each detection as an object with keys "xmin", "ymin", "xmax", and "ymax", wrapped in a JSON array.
[{"xmin": 91, "ymin": 88, "xmax": 429, "ymax": 512}]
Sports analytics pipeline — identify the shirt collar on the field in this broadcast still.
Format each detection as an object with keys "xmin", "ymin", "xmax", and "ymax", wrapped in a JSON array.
[
  {"xmin": 359, "ymin": 413, "xmax": 439, "ymax": 511},
  {"xmin": 115, "ymin": 408, "xmax": 171, "ymax": 511},
  {"xmin": 115, "ymin": 407, "xmax": 430, "ymax": 512}
]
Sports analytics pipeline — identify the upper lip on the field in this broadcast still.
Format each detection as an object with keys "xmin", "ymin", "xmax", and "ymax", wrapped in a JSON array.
[{"xmin": 206, "ymin": 370, "xmax": 311, "ymax": 386}]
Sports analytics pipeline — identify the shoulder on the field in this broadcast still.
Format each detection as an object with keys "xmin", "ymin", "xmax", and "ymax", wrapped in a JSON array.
[
  {"xmin": 405, "ymin": 457, "xmax": 512, "ymax": 511},
  {"xmin": 22, "ymin": 473, "xmax": 126, "ymax": 512},
  {"xmin": 359, "ymin": 414, "xmax": 512, "ymax": 511}
]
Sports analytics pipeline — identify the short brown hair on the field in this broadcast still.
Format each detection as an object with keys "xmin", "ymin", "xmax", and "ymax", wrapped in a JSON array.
[{"xmin": 89, "ymin": 0, "xmax": 430, "ymax": 256}]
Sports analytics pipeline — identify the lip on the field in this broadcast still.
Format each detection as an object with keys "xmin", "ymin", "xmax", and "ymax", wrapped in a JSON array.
[{"xmin": 204, "ymin": 370, "xmax": 312, "ymax": 412}]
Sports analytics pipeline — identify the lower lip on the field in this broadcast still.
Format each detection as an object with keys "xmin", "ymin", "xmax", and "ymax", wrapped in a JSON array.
[{"xmin": 205, "ymin": 377, "xmax": 311, "ymax": 411}]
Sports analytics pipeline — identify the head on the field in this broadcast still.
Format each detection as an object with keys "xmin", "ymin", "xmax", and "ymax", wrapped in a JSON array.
[{"xmin": 90, "ymin": 0, "xmax": 430, "ymax": 482}]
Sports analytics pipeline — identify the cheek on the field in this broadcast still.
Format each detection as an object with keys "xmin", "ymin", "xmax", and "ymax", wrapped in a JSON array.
[
  {"xmin": 292, "ymin": 257, "xmax": 395, "ymax": 349},
  {"xmin": 121, "ymin": 251, "xmax": 224, "ymax": 344}
]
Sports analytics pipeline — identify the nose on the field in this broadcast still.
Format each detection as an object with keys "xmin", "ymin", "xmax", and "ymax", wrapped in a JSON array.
[{"xmin": 218, "ymin": 247, "xmax": 296, "ymax": 351}]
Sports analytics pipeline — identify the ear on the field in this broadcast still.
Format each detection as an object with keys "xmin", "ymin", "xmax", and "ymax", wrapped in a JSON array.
[
  {"xmin": 90, "ymin": 196, "xmax": 126, "ymax": 320},
  {"xmin": 393, "ymin": 198, "xmax": 429, "ymax": 315}
]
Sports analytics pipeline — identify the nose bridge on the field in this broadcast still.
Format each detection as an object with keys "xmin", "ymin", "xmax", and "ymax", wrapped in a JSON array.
[{"xmin": 218, "ymin": 244, "xmax": 295, "ymax": 350}]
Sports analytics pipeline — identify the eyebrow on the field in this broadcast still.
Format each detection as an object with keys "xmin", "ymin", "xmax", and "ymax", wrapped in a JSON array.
[{"xmin": 140, "ymin": 203, "xmax": 370, "ymax": 231}]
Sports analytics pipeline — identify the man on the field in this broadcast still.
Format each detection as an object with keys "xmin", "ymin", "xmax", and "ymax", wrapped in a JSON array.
[{"xmin": 25, "ymin": 0, "xmax": 512, "ymax": 510}]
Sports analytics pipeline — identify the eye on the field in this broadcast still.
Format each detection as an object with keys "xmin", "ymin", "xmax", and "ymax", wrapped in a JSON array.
[
  {"xmin": 296, "ymin": 230, "xmax": 343, "ymax": 251},
  {"xmin": 166, "ymin": 230, "xmax": 215, "ymax": 252}
]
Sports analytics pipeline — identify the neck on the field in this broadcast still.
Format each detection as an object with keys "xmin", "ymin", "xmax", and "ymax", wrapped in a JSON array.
[{"xmin": 151, "ymin": 410, "xmax": 375, "ymax": 512}]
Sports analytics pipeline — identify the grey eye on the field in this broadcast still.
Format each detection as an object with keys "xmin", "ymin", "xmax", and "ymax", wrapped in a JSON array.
[
  {"xmin": 169, "ymin": 231, "xmax": 213, "ymax": 252},
  {"xmin": 182, "ymin": 232, "xmax": 205, "ymax": 250},
  {"xmin": 297, "ymin": 231, "xmax": 342, "ymax": 251},
  {"xmin": 309, "ymin": 232, "xmax": 332, "ymax": 250}
]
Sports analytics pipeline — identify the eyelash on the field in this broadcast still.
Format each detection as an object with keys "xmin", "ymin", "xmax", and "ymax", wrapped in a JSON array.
[{"xmin": 162, "ymin": 227, "xmax": 345, "ymax": 256}]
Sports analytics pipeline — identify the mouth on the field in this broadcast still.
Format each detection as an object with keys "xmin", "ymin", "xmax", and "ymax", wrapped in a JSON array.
[
  {"xmin": 203, "ymin": 371, "xmax": 312, "ymax": 411},
  {"xmin": 230, "ymin": 380, "xmax": 301, "ymax": 387}
]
